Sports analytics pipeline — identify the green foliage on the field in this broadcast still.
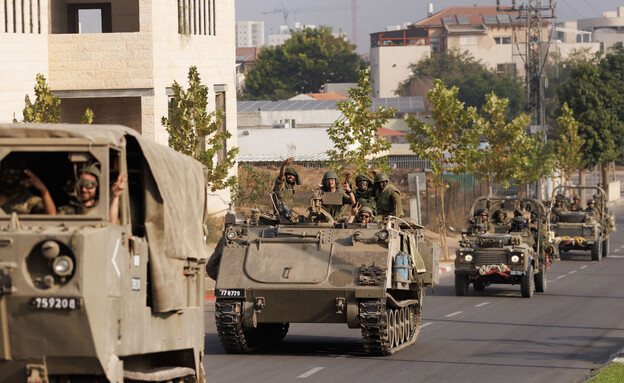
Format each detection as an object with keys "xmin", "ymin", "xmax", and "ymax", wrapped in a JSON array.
[
  {"xmin": 232, "ymin": 164, "xmax": 272, "ymax": 207},
  {"xmin": 406, "ymin": 79, "xmax": 477, "ymax": 186},
  {"xmin": 81, "ymin": 108, "xmax": 94, "ymax": 124},
  {"xmin": 241, "ymin": 26, "xmax": 362, "ymax": 100},
  {"xmin": 396, "ymin": 49, "xmax": 524, "ymax": 118},
  {"xmin": 326, "ymin": 69, "xmax": 394, "ymax": 175},
  {"xmin": 589, "ymin": 362, "xmax": 624, "ymax": 383},
  {"xmin": 162, "ymin": 66, "xmax": 239, "ymax": 192},
  {"xmin": 23, "ymin": 73, "xmax": 61, "ymax": 123},
  {"xmin": 555, "ymin": 103, "xmax": 584, "ymax": 182}
]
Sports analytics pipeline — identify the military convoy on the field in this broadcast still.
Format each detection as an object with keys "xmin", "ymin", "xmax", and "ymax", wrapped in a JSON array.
[
  {"xmin": 550, "ymin": 185, "xmax": 616, "ymax": 261},
  {"xmin": 211, "ymin": 190, "xmax": 439, "ymax": 356},
  {"xmin": 0, "ymin": 125, "xmax": 209, "ymax": 383},
  {"xmin": 455, "ymin": 196, "xmax": 553, "ymax": 298}
]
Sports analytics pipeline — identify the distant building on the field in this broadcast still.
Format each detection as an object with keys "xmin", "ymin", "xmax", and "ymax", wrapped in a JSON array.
[
  {"xmin": 236, "ymin": 47, "xmax": 262, "ymax": 90},
  {"xmin": 236, "ymin": 21, "xmax": 265, "ymax": 48},
  {"xmin": 555, "ymin": 6, "xmax": 624, "ymax": 52}
]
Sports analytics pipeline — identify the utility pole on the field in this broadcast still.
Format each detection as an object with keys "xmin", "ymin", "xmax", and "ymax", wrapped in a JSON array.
[{"xmin": 498, "ymin": 0, "xmax": 555, "ymax": 199}]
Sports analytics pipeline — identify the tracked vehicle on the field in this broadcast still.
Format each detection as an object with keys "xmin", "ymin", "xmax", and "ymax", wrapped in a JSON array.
[
  {"xmin": 212, "ymin": 191, "xmax": 439, "ymax": 356},
  {"xmin": 550, "ymin": 185, "xmax": 615, "ymax": 261},
  {"xmin": 0, "ymin": 124, "xmax": 209, "ymax": 382},
  {"xmin": 455, "ymin": 196, "xmax": 553, "ymax": 298}
]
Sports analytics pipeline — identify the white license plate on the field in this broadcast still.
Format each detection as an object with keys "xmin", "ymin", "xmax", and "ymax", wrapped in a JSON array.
[
  {"xmin": 31, "ymin": 297, "xmax": 81, "ymax": 310},
  {"xmin": 510, "ymin": 270, "xmax": 526, "ymax": 276},
  {"xmin": 216, "ymin": 289, "xmax": 245, "ymax": 298}
]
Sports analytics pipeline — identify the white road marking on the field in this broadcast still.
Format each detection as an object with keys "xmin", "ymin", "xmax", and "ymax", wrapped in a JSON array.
[
  {"xmin": 547, "ymin": 280, "xmax": 555, "ymax": 283},
  {"xmin": 421, "ymin": 322, "xmax": 433, "ymax": 329},
  {"xmin": 614, "ymin": 248, "xmax": 621, "ymax": 253},
  {"xmin": 445, "ymin": 311, "xmax": 463, "ymax": 318},
  {"xmin": 557, "ymin": 275, "xmax": 566, "ymax": 279},
  {"xmin": 474, "ymin": 302, "xmax": 490, "ymax": 308},
  {"xmin": 580, "ymin": 265, "xmax": 588, "ymax": 269},
  {"xmin": 608, "ymin": 255, "xmax": 624, "ymax": 259},
  {"xmin": 620, "ymin": 245, "xmax": 624, "ymax": 249},
  {"xmin": 297, "ymin": 367, "xmax": 324, "ymax": 379},
  {"xmin": 568, "ymin": 270, "xmax": 577, "ymax": 275}
]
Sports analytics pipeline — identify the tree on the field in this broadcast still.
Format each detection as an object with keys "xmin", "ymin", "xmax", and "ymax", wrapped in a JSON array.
[
  {"xmin": 554, "ymin": 103, "xmax": 584, "ymax": 185},
  {"xmin": 81, "ymin": 108, "xmax": 95, "ymax": 124},
  {"xmin": 232, "ymin": 164, "xmax": 272, "ymax": 208},
  {"xmin": 23, "ymin": 73, "xmax": 61, "ymax": 123},
  {"xmin": 406, "ymin": 79, "xmax": 477, "ymax": 258},
  {"xmin": 326, "ymin": 69, "xmax": 395, "ymax": 175},
  {"xmin": 241, "ymin": 26, "xmax": 362, "ymax": 100},
  {"xmin": 162, "ymin": 66, "xmax": 238, "ymax": 192},
  {"xmin": 396, "ymin": 49, "xmax": 524, "ymax": 119}
]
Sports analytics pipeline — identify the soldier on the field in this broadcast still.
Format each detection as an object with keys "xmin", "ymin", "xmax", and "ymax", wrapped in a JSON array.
[
  {"xmin": 273, "ymin": 157, "xmax": 299, "ymax": 205},
  {"xmin": 593, "ymin": 192, "xmax": 603, "ymax": 214},
  {"xmin": 0, "ymin": 155, "xmax": 56, "ymax": 215},
  {"xmin": 551, "ymin": 198, "xmax": 566, "ymax": 215},
  {"xmin": 374, "ymin": 172, "xmax": 403, "ymax": 218},
  {"xmin": 492, "ymin": 210, "xmax": 509, "ymax": 225},
  {"xmin": 585, "ymin": 199, "xmax": 599, "ymax": 214},
  {"xmin": 354, "ymin": 173, "xmax": 377, "ymax": 216},
  {"xmin": 569, "ymin": 196, "xmax": 581, "ymax": 212},
  {"xmin": 469, "ymin": 209, "xmax": 493, "ymax": 235},
  {"xmin": 58, "ymin": 162, "xmax": 126, "ymax": 224},
  {"xmin": 318, "ymin": 170, "xmax": 355, "ymax": 220},
  {"xmin": 346, "ymin": 203, "xmax": 374, "ymax": 224}
]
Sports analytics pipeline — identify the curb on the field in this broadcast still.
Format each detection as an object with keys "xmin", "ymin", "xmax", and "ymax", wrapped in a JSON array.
[{"xmin": 439, "ymin": 265, "xmax": 453, "ymax": 274}]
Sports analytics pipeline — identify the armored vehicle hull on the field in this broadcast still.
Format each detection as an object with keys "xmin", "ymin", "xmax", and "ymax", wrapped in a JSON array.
[
  {"xmin": 213, "ymin": 213, "xmax": 438, "ymax": 356},
  {"xmin": 0, "ymin": 125, "xmax": 209, "ymax": 383}
]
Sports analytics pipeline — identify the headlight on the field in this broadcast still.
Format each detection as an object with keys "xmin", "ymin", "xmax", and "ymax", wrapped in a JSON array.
[
  {"xmin": 226, "ymin": 229, "xmax": 238, "ymax": 240},
  {"xmin": 41, "ymin": 240, "xmax": 60, "ymax": 260},
  {"xmin": 511, "ymin": 255, "xmax": 520, "ymax": 263},
  {"xmin": 464, "ymin": 254, "xmax": 473, "ymax": 262},
  {"xmin": 377, "ymin": 230, "xmax": 389, "ymax": 241},
  {"xmin": 52, "ymin": 256, "xmax": 74, "ymax": 277}
]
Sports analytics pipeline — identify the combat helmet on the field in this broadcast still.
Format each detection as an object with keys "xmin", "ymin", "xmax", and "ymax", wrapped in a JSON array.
[
  {"xmin": 358, "ymin": 206, "xmax": 375, "ymax": 222},
  {"xmin": 355, "ymin": 173, "xmax": 373, "ymax": 188},
  {"xmin": 284, "ymin": 167, "xmax": 300, "ymax": 185},
  {"xmin": 374, "ymin": 172, "xmax": 390, "ymax": 183},
  {"xmin": 323, "ymin": 171, "xmax": 338, "ymax": 181}
]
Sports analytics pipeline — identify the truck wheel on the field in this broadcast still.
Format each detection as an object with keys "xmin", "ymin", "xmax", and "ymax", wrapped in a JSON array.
[
  {"xmin": 591, "ymin": 235, "xmax": 602, "ymax": 261},
  {"xmin": 602, "ymin": 237, "xmax": 610, "ymax": 258},
  {"xmin": 534, "ymin": 267, "xmax": 547, "ymax": 293},
  {"xmin": 520, "ymin": 265, "xmax": 534, "ymax": 298},
  {"xmin": 455, "ymin": 273, "xmax": 469, "ymax": 296},
  {"xmin": 473, "ymin": 280, "xmax": 485, "ymax": 291}
]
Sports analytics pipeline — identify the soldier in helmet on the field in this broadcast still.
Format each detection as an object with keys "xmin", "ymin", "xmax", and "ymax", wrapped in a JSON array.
[
  {"xmin": 58, "ymin": 162, "xmax": 126, "ymax": 224},
  {"xmin": 569, "ymin": 195, "xmax": 581, "ymax": 212},
  {"xmin": 273, "ymin": 157, "xmax": 299, "ymax": 205},
  {"xmin": 374, "ymin": 172, "xmax": 403, "ymax": 218},
  {"xmin": 585, "ymin": 199, "xmax": 598, "ymax": 214},
  {"xmin": 469, "ymin": 209, "xmax": 493, "ymax": 235},
  {"xmin": 354, "ymin": 173, "xmax": 377, "ymax": 216},
  {"xmin": 346, "ymin": 203, "xmax": 374, "ymax": 224},
  {"xmin": 0, "ymin": 154, "xmax": 56, "ymax": 215},
  {"xmin": 318, "ymin": 170, "xmax": 355, "ymax": 220},
  {"xmin": 593, "ymin": 192, "xmax": 603, "ymax": 215}
]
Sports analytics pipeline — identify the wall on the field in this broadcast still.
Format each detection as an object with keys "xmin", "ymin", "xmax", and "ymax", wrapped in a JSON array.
[
  {"xmin": 237, "ymin": 128, "xmax": 336, "ymax": 157},
  {"xmin": 60, "ymin": 97, "xmax": 142, "ymax": 131},
  {"xmin": 370, "ymin": 45, "xmax": 430, "ymax": 98}
]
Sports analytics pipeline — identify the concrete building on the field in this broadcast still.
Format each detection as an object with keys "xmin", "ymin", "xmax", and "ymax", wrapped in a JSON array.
[
  {"xmin": 1, "ymin": 0, "xmax": 237, "ymax": 211},
  {"xmin": 236, "ymin": 20, "xmax": 264, "ymax": 48},
  {"xmin": 370, "ymin": 5, "xmax": 547, "ymax": 98},
  {"xmin": 555, "ymin": 6, "xmax": 624, "ymax": 52}
]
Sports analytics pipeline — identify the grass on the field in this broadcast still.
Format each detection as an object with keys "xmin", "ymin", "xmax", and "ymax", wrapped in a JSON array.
[{"xmin": 589, "ymin": 362, "xmax": 624, "ymax": 383}]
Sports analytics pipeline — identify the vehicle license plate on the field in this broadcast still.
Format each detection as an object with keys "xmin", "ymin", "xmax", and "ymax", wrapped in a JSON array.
[
  {"xmin": 216, "ymin": 289, "xmax": 245, "ymax": 298},
  {"xmin": 509, "ymin": 270, "xmax": 526, "ymax": 276},
  {"xmin": 31, "ymin": 297, "xmax": 81, "ymax": 310}
]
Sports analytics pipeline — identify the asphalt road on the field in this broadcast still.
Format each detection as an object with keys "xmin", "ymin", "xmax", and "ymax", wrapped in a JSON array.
[{"xmin": 203, "ymin": 201, "xmax": 624, "ymax": 383}]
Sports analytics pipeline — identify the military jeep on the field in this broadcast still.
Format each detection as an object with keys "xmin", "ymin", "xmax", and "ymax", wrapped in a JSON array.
[
  {"xmin": 0, "ymin": 124, "xmax": 209, "ymax": 383},
  {"xmin": 455, "ymin": 196, "xmax": 552, "ymax": 298},
  {"xmin": 550, "ymin": 185, "xmax": 616, "ymax": 261}
]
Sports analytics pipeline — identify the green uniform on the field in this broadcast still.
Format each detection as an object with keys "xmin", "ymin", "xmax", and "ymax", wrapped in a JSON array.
[
  {"xmin": 319, "ymin": 188, "xmax": 352, "ymax": 220},
  {"xmin": 273, "ymin": 178, "xmax": 295, "ymax": 205},
  {"xmin": 376, "ymin": 184, "xmax": 403, "ymax": 218},
  {"xmin": 354, "ymin": 188, "xmax": 377, "ymax": 216},
  {"xmin": 58, "ymin": 200, "xmax": 95, "ymax": 215},
  {"xmin": 1, "ymin": 190, "xmax": 44, "ymax": 214}
]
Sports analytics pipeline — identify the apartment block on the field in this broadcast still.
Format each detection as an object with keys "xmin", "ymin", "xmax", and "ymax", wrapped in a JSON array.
[{"xmin": 236, "ymin": 20, "xmax": 264, "ymax": 48}]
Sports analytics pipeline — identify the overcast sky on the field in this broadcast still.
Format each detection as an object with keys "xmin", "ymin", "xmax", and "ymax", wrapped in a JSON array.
[{"xmin": 235, "ymin": 0, "xmax": 621, "ymax": 53}]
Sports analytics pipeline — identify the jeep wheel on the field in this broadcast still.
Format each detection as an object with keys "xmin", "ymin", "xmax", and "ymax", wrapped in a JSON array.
[
  {"xmin": 520, "ymin": 265, "xmax": 534, "ymax": 298},
  {"xmin": 454, "ymin": 273, "xmax": 469, "ymax": 296},
  {"xmin": 602, "ymin": 237, "xmax": 610, "ymax": 258},
  {"xmin": 473, "ymin": 280, "xmax": 485, "ymax": 291},
  {"xmin": 591, "ymin": 235, "xmax": 602, "ymax": 261},
  {"xmin": 534, "ymin": 267, "xmax": 547, "ymax": 293}
]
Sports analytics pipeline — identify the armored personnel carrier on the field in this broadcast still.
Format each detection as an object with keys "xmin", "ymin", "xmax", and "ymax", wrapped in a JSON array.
[
  {"xmin": 211, "ymin": 191, "xmax": 439, "ymax": 356},
  {"xmin": 0, "ymin": 124, "xmax": 209, "ymax": 382},
  {"xmin": 550, "ymin": 185, "xmax": 616, "ymax": 261},
  {"xmin": 455, "ymin": 196, "xmax": 552, "ymax": 298}
]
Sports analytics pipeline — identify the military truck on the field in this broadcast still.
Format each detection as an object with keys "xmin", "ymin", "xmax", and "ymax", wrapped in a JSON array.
[
  {"xmin": 455, "ymin": 196, "xmax": 552, "ymax": 298},
  {"xmin": 0, "ymin": 124, "xmax": 209, "ymax": 382},
  {"xmin": 550, "ymin": 185, "xmax": 615, "ymax": 261},
  {"xmin": 211, "ymin": 190, "xmax": 439, "ymax": 356}
]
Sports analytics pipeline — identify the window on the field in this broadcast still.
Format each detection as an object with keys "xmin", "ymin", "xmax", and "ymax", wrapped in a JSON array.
[
  {"xmin": 178, "ymin": 0, "xmax": 215, "ymax": 35},
  {"xmin": 67, "ymin": 3, "xmax": 112, "ymax": 33},
  {"xmin": 496, "ymin": 63, "xmax": 516, "ymax": 77},
  {"xmin": 460, "ymin": 35, "xmax": 477, "ymax": 46},
  {"xmin": 494, "ymin": 36, "xmax": 512, "ymax": 45}
]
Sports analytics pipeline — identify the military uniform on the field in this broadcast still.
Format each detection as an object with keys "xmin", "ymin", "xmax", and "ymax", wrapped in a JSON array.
[
  {"xmin": 354, "ymin": 188, "xmax": 377, "ymax": 216},
  {"xmin": 1, "ymin": 190, "xmax": 44, "ymax": 214},
  {"xmin": 376, "ymin": 183, "xmax": 403, "ymax": 218},
  {"xmin": 57, "ymin": 200, "xmax": 95, "ymax": 215},
  {"xmin": 273, "ymin": 178, "xmax": 295, "ymax": 205},
  {"xmin": 319, "ymin": 188, "xmax": 352, "ymax": 220}
]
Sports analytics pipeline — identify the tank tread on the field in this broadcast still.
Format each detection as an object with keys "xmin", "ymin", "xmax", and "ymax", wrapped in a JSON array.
[
  {"xmin": 359, "ymin": 298, "xmax": 421, "ymax": 356},
  {"xmin": 215, "ymin": 299, "xmax": 253, "ymax": 353}
]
